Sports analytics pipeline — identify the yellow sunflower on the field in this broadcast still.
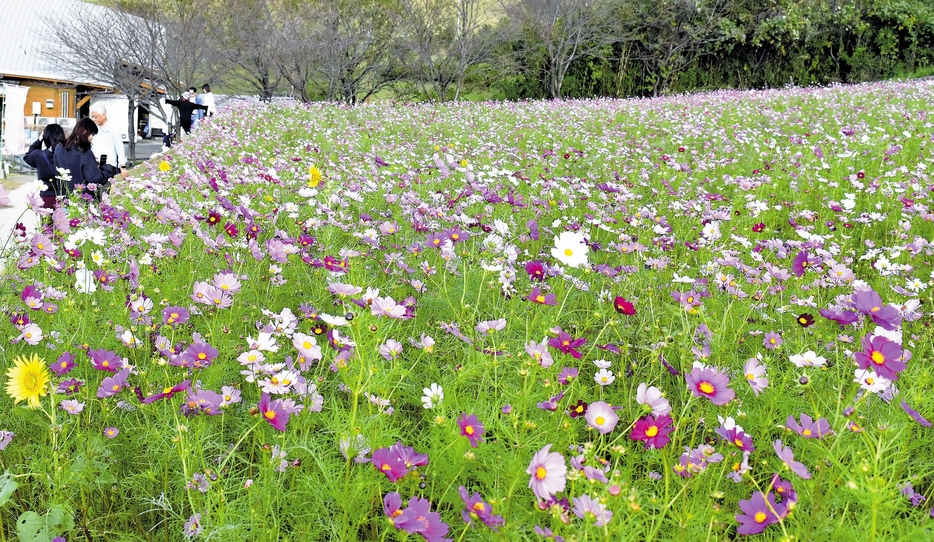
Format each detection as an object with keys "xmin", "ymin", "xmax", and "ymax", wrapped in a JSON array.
[{"xmin": 5, "ymin": 354, "xmax": 50, "ymax": 409}]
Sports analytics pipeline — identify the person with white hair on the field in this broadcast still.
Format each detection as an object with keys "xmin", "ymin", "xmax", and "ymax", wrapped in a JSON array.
[{"xmin": 88, "ymin": 102, "xmax": 128, "ymax": 182}]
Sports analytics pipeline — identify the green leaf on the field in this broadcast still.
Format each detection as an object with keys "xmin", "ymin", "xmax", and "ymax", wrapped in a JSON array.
[
  {"xmin": 16, "ymin": 505, "xmax": 74, "ymax": 542},
  {"xmin": 0, "ymin": 470, "xmax": 18, "ymax": 508}
]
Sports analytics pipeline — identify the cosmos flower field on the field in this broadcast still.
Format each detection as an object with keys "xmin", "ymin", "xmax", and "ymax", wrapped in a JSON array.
[{"xmin": 1, "ymin": 79, "xmax": 934, "ymax": 541}]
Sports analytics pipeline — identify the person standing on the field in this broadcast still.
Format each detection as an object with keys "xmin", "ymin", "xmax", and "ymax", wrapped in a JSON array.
[
  {"xmin": 201, "ymin": 84, "xmax": 215, "ymax": 117},
  {"xmin": 166, "ymin": 91, "xmax": 208, "ymax": 140},
  {"xmin": 53, "ymin": 118, "xmax": 104, "ymax": 200},
  {"xmin": 89, "ymin": 103, "xmax": 128, "ymax": 182},
  {"xmin": 23, "ymin": 124, "xmax": 66, "ymax": 212},
  {"xmin": 188, "ymin": 86, "xmax": 204, "ymax": 131}
]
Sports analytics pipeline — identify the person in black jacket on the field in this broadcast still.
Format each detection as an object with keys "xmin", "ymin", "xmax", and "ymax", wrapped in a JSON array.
[
  {"xmin": 166, "ymin": 91, "xmax": 209, "ymax": 140},
  {"xmin": 53, "ymin": 118, "xmax": 104, "ymax": 202},
  {"xmin": 23, "ymin": 124, "xmax": 66, "ymax": 212}
]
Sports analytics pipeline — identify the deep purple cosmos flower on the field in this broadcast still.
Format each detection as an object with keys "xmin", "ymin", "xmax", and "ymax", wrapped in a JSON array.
[
  {"xmin": 458, "ymin": 413, "xmax": 485, "ymax": 448},
  {"xmin": 548, "ymin": 330, "xmax": 587, "ymax": 359},
  {"xmin": 854, "ymin": 333, "xmax": 905, "ymax": 380},
  {"xmin": 458, "ymin": 486, "xmax": 504, "ymax": 530},
  {"xmin": 852, "ymin": 288, "xmax": 902, "ymax": 330},
  {"xmin": 786, "ymin": 414, "xmax": 833, "ymax": 439},
  {"xmin": 773, "ymin": 439, "xmax": 811, "ymax": 479},
  {"xmin": 735, "ymin": 491, "xmax": 781, "ymax": 535}
]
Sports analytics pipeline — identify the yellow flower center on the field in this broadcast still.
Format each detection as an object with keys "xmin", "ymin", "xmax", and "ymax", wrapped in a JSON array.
[
  {"xmin": 595, "ymin": 416, "xmax": 605, "ymax": 425},
  {"xmin": 535, "ymin": 466, "xmax": 547, "ymax": 480},
  {"xmin": 699, "ymin": 382, "xmax": 714, "ymax": 394},
  {"xmin": 264, "ymin": 411, "xmax": 276, "ymax": 420},
  {"xmin": 754, "ymin": 512, "xmax": 767, "ymax": 524},
  {"xmin": 564, "ymin": 248, "xmax": 573, "ymax": 257},
  {"xmin": 802, "ymin": 429, "xmax": 812, "ymax": 436},
  {"xmin": 646, "ymin": 426, "xmax": 659, "ymax": 437},
  {"xmin": 871, "ymin": 351, "xmax": 885, "ymax": 365},
  {"xmin": 465, "ymin": 425, "xmax": 474, "ymax": 435}
]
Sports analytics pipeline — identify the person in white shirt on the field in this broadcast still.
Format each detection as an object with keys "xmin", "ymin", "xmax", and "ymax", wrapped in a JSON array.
[
  {"xmin": 88, "ymin": 103, "xmax": 127, "ymax": 181},
  {"xmin": 201, "ymin": 84, "xmax": 215, "ymax": 117}
]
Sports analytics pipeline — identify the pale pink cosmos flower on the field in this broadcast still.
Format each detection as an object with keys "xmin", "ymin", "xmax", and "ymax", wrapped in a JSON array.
[
  {"xmin": 526, "ymin": 444, "xmax": 567, "ymax": 501},
  {"xmin": 371, "ymin": 296, "xmax": 407, "ymax": 319},
  {"xmin": 636, "ymin": 382, "xmax": 671, "ymax": 416}
]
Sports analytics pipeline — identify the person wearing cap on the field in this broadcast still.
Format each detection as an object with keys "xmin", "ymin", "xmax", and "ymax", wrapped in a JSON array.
[{"xmin": 166, "ymin": 91, "xmax": 209, "ymax": 140}]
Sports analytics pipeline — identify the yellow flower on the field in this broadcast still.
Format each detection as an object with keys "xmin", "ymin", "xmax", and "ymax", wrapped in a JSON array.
[
  {"xmin": 158, "ymin": 160, "xmax": 171, "ymax": 172},
  {"xmin": 308, "ymin": 166, "xmax": 322, "ymax": 188},
  {"xmin": 5, "ymin": 354, "xmax": 50, "ymax": 409}
]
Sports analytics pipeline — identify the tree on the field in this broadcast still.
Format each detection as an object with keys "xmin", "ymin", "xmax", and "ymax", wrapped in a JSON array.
[
  {"xmin": 503, "ymin": 0, "xmax": 620, "ymax": 98},
  {"xmin": 399, "ymin": 0, "xmax": 502, "ymax": 101},
  {"xmin": 212, "ymin": 0, "xmax": 285, "ymax": 101},
  {"xmin": 623, "ymin": 0, "xmax": 739, "ymax": 96}
]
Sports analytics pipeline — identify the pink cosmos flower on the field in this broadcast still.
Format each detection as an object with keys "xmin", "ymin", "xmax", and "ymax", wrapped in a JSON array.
[
  {"xmin": 528, "ymin": 287, "xmax": 557, "ymax": 306},
  {"xmin": 523, "ymin": 340, "xmax": 552, "ymax": 368},
  {"xmin": 685, "ymin": 367, "xmax": 735, "ymax": 405},
  {"xmin": 852, "ymin": 288, "xmax": 902, "ymax": 330},
  {"xmin": 526, "ymin": 444, "xmax": 567, "ymax": 501},
  {"xmin": 372, "ymin": 447, "xmax": 408, "ymax": 482},
  {"xmin": 371, "ymin": 296, "xmax": 408, "ymax": 319},
  {"xmin": 88, "ymin": 348, "xmax": 124, "ymax": 373},
  {"xmin": 458, "ymin": 486, "xmax": 504, "ymax": 530},
  {"xmin": 572, "ymin": 494, "xmax": 613, "ymax": 526}
]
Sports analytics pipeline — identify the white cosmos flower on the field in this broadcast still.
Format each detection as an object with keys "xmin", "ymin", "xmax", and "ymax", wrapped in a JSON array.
[
  {"xmin": 594, "ymin": 369, "xmax": 615, "ymax": 386},
  {"xmin": 789, "ymin": 350, "xmax": 826, "ymax": 367},
  {"xmin": 421, "ymin": 383, "xmax": 444, "ymax": 409},
  {"xmin": 551, "ymin": 231, "xmax": 589, "ymax": 268}
]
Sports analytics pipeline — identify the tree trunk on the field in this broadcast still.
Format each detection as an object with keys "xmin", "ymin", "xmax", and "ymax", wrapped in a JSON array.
[{"xmin": 127, "ymin": 96, "xmax": 137, "ymax": 163}]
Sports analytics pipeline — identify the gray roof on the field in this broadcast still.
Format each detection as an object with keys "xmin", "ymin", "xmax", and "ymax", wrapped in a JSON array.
[{"xmin": 0, "ymin": 0, "xmax": 109, "ymax": 85}]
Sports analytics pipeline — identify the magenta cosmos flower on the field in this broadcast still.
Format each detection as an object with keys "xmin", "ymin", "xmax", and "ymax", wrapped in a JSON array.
[
  {"xmin": 458, "ymin": 413, "xmax": 485, "ymax": 448},
  {"xmin": 854, "ymin": 333, "xmax": 905, "ymax": 380},
  {"xmin": 613, "ymin": 296, "xmax": 636, "ymax": 316},
  {"xmin": 685, "ymin": 367, "xmax": 735, "ymax": 406},
  {"xmin": 630, "ymin": 414, "xmax": 674, "ymax": 449},
  {"xmin": 258, "ymin": 393, "xmax": 291, "ymax": 432},
  {"xmin": 526, "ymin": 444, "xmax": 567, "ymax": 501}
]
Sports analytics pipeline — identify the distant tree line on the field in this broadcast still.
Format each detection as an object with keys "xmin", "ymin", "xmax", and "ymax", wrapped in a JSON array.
[{"xmin": 51, "ymin": 0, "xmax": 934, "ymax": 104}]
